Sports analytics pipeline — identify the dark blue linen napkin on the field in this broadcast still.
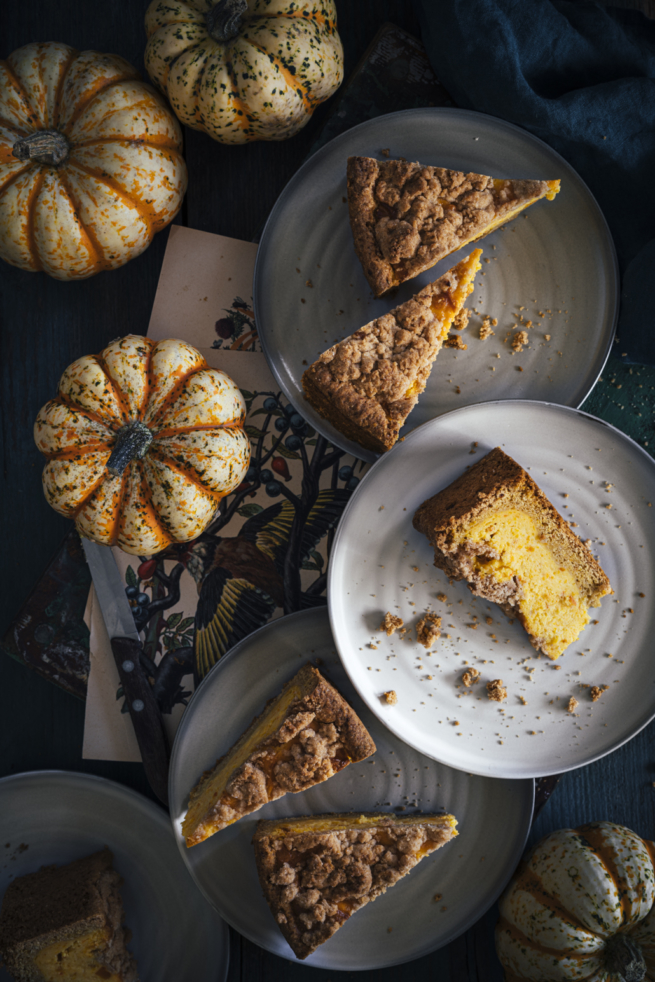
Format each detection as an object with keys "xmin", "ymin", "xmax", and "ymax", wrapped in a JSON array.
[{"xmin": 414, "ymin": 0, "xmax": 655, "ymax": 364}]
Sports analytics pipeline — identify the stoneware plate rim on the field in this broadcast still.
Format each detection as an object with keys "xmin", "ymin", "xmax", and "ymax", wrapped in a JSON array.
[
  {"xmin": 169, "ymin": 608, "xmax": 534, "ymax": 971},
  {"xmin": 328, "ymin": 399, "xmax": 655, "ymax": 779},
  {"xmin": 253, "ymin": 106, "xmax": 619, "ymax": 463},
  {"xmin": 0, "ymin": 770, "xmax": 229, "ymax": 982}
]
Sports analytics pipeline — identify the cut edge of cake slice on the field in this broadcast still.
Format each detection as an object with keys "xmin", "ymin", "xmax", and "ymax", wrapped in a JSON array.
[
  {"xmin": 301, "ymin": 249, "xmax": 482, "ymax": 455},
  {"xmin": 348, "ymin": 155, "xmax": 560, "ymax": 296},
  {"xmin": 253, "ymin": 811, "xmax": 458, "ymax": 959},
  {"xmin": 0, "ymin": 848, "xmax": 139, "ymax": 982},
  {"xmin": 412, "ymin": 446, "xmax": 612, "ymax": 659},
  {"xmin": 182, "ymin": 664, "xmax": 376, "ymax": 847}
]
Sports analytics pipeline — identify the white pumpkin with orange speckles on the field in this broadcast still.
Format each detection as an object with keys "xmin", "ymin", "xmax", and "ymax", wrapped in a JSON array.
[
  {"xmin": 0, "ymin": 42, "xmax": 187, "ymax": 279},
  {"xmin": 144, "ymin": 0, "xmax": 343, "ymax": 144},
  {"xmin": 34, "ymin": 336, "xmax": 250, "ymax": 555},
  {"xmin": 496, "ymin": 821, "xmax": 655, "ymax": 982}
]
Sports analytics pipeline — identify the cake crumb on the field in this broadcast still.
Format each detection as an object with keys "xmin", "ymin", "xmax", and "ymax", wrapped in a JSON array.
[
  {"xmin": 452, "ymin": 308, "xmax": 470, "ymax": 331},
  {"xmin": 590, "ymin": 685, "xmax": 609, "ymax": 702},
  {"xmin": 479, "ymin": 317, "xmax": 496, "ymax": 340},
  {"xmin": 380, "ymin": 613, "xmax": 404, "ymax": 636},
  {"xmin": 445, "ymin": 335, "xmax": 467, "ymax": 350},
  {"xmin": 416, "ymin": 613, "xmax": 442, "ymax": 649},
  {"xmin": 432, "ymin": 893, "xmax": 443, "ymax": 903},
  {"xmin": 567, "ymin": 697, "xmax": 579, "ymax": 713},
  {"xmin": 383, "ymin": 690, "xmax": 398, "ymax": 705},
  {"xmin": 436, "ymin": 592, "xmax": 448, "ymax": 603},
  {"xmin": 511, "ymin": 330, "xmax": 529, "ymax": 352},
  {"xmin": 462, "ymin": 667, "xmax": 481, "ymax": 687},
  {"xmin": 487, "ymin": 679, "xmax": 507, "ymax": 702}
]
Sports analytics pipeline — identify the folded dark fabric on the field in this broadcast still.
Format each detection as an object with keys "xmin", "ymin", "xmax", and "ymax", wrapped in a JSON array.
[{"xmin": 414, "ymin": 0, "xmax": 655, "ymax": 364}]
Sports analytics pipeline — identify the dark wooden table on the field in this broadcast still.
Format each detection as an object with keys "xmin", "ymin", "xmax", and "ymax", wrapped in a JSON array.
[{"xmin": 1, "ymin": 2, "xmax": 654, "ymax": 979}]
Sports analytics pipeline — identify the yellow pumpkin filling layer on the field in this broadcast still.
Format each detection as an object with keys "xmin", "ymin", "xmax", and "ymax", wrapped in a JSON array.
[
  {"xmin": 182, "ymin": 665, "xmax": 376, "ymax": 847},
  {"xmin": 302, "ymin": 251, "xmax": 481, "ymax": 454},
  {"xmin": 461, "ymin": 509, "xmax": 589, "ymax": 659},
  {"xmin": 397, "ymin": 181, "xmax": 561, "ymax": 286},
  {"xmin": 34, "ymin": 927, "xmax": 120, "ymax": 981},
  {"xmin": 182, "ymin": 683, "xmax": 303, "ymax": 843}
]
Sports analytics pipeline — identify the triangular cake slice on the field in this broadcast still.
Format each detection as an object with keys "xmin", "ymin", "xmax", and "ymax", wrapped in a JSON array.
[
  {"xmin": 348, "ymin": 155, "xmax": 560, "ymax": 296},
  {"xmin": 0, "ymin": 849, "xmax": 138, "ymax": 982},
  {"xmin": 302, "ymin": 249, "xmax": 482, "ymax": 454},
  {"xmin": 253, "ymin": 811, "xmax": 458, "ymax": 959},
  {"xmin": 413, "ymin": 447, "xmax": 612, "ymax": 659},
  {"xmin": 182, "ymin": 665, "xmax": 376, "ymax": 847}
]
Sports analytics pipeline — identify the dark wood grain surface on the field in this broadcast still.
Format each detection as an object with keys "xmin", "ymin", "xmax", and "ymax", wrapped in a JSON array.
[{"xmin": 1, "ymin": 2, "xmax": 654, "ymax": 980}]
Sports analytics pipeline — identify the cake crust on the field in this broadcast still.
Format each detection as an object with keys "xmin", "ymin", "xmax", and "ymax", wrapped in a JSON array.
[
  {"xmin": 253, "ymin": 811, "xmax": 458, "ymax": 959},
  {"xmin": 0, "ymin": 849, "xmax": 138, "ymax": 982},
  {"xmin": 302, "ymin": 251, "xmax": 481, "ymax": 454},
  {"xmin": 413, "ymin": 447, "xmax": 611, "ymax": 657},
  {"xmin": 347, "ymin": 155, "xmax": 559, "ymax": 296},
  {"xmin": 183, "ymin": 665, "xmax": 376, "ymax": 847}
]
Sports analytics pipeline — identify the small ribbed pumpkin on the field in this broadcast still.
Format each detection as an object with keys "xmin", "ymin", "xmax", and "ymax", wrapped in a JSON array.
[
  {"xmin": 0, "ymin": 42, "xmax": 187, "ymax": 279},
  {"xmin": 34, "ymin": 336, "xmax": 250, "ymax": 555},
  {"xmin": 496, "ymin": 822, "xmax": 655, "ymax": 982},
  {"xmin": 144, "ymin": 0, "xmax": 343, "ymax": 144}
]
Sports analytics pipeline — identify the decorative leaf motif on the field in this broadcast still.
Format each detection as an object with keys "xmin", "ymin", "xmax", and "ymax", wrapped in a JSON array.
[
  {"xmin": 309, "ymin": 549, "xmax": 324, "ymax": 568},
  {"xmin": 245, "ymin": 425, "xmax": 266, "ymax": 439},
  {"xmin": 166, "ymin": 611, "xmax": 183, "ymax": 629},
  {"xmin": 275, "ymin": 444, "xmax": 300, "ymax": 460},
  {"xmin": 125, "ymin": 565, "xmax": 138, "ymax": 588},
  {"xmin": 251, "ymin": 407, "xmax": 281, "ymax": 418},
  {"xmin": 238, "ymin": 503, "xmax": 264, "ymax": 518}
]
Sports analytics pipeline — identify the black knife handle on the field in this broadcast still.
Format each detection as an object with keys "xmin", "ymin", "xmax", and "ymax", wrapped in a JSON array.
[{"xmin": 110, "ymin": 636, "xmax": 170, "ymax": 807}]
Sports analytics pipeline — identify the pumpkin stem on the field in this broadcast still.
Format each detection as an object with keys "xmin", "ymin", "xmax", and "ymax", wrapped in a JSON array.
[
  {"xmin": 206, "ymin": 0, "xmax": 248, "ymax": 42},
  {"xmin": 107, "ymin": 421, "xmax": 154, "ymax": 478},
  {"xmin": 605, "ymin": 934, "xmax": 647, "ymax": 982},
  {"xmin": 12, "ymin": 129, "xmax": 70, "ymax": 166}
]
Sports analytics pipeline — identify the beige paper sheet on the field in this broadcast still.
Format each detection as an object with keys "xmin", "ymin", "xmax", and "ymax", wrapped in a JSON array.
[{"xmin": 83, "ymin": 225, "xmax": 364, "ymax": 762}]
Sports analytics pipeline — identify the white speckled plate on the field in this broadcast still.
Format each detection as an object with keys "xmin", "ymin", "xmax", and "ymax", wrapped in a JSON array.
[
  {"xmin": 328, "ymin": 400, "xmax": 655, "ymax": 780},
  {"xmin": 253, "ymin": 107, "xmax": 618, "ymax": 463},
  {"xmin": 0, "ymin": 771, "xmax": 228, "ymax": 982},
  {"xmin": 169, "ymin": 608, "xmax": 533, "ymax": 970}
]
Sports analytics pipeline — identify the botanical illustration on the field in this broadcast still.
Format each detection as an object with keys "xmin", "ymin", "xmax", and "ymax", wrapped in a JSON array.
[
  {"xmin": 211, "ymin": 296, "xmax": 261, "ymax": 352},
  {"xmin": 118, "ymin": 390, "xmax": 365, "ymax": 715}
]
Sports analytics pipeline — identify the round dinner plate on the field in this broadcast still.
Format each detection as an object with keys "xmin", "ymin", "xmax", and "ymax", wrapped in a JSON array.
[
  {"xmin": 169, "ymin": 608, "xmax": 534, "ymax": 971},
  {"xmin": 0, "ymin": 771, "xmax": 228, "ymax": 982},
  {"xmin": 328, "ymin": 400, "xmax": 655, "ymax": 780},
  {"xmin": 253, "ymin": 107, "xmax": 618, "ymax": 463}
]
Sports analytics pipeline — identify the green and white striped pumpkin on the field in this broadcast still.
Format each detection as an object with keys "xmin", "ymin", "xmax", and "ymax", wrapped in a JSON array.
[
  {"xmin": 496, "ymin": 822, "xmax": 655, "ymax": 981},
  {"xmin": 144, "ymin": 0, "xmax": 343, "ymax": 144}
]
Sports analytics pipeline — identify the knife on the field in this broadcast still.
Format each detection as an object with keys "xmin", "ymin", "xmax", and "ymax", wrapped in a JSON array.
[{"xmin": 82, "ymin": 539, "xmax": 170, "ymax": 806}]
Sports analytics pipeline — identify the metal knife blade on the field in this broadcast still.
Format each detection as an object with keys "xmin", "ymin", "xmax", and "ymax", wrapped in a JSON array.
[
  {"xmin": 82, "ymin": 538, "xmax": 141, "ymax": 642},
  {"xmin": 82, "ymin": 538, "xmax": 169, "ymax": 806}
]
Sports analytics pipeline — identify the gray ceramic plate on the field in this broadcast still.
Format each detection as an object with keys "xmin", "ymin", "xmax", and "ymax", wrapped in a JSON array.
[
  {"xmin": 0, "ymin": 771, "xmax": 228, "ymax": 982},
  {"xmin": 253, "ymin": 107, "xmax": 618, "ymax": 462},
  {"xmin": 328, "ymin": 400, "xmax": 655, "ymax": 780},
  {"xmin": 169, "ymin": 608, "xmax": 533, "ymax": 971}
]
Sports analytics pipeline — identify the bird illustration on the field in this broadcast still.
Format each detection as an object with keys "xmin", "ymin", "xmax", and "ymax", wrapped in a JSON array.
[{"xmin": 166, "ymin": 488, "xmax": 350, "ymax": 680}]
